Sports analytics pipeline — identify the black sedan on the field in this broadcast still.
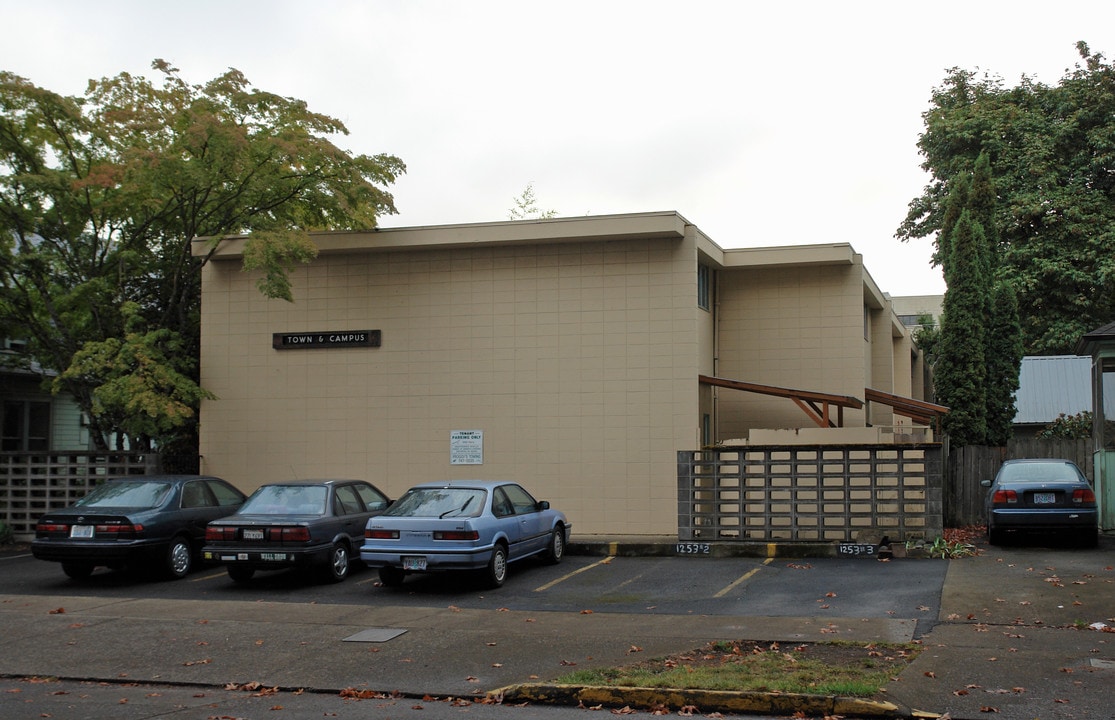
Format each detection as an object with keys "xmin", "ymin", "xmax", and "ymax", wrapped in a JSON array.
[
  {"xmin": 31, "ymin": 475, "xmax": 246, "ymax": 579},
  {"xmin": 983, "ymin": 458, "xmax": 1099, "ymax": 547},
  {"xmin": 203, "ymin": 479, "xmax": 390, "ymax": 583}
]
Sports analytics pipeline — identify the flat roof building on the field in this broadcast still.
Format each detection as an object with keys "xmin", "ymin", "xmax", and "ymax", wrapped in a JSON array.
[{"xmin": 194, "ymin": 211, "xmax": 930, "ymax": 536}]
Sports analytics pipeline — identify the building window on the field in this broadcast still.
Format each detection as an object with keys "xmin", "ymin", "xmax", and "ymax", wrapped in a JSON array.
[
  {"xmin": 697, "ymin": 265, "xmax": 711, "ymax": 311},
  {"xmin": 2, "ymin": 400, "xmax": 50, "ymax": 451},
  {"xmin": 702, "ymin": 413, "xmax": 711, "ymax": 447}
]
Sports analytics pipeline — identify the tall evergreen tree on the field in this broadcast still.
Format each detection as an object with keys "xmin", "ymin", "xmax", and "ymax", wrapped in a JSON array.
[
  {"xmin": 936, "ymin": 209, "xmax": 989, "ymax": 445},
  {"xmin": 985, "ymin": 282, "xmax": 1024, "ymax": 445},
  {"xmin": 969, "ymin": 152, "xmax": 1018, "ymax": 444}
]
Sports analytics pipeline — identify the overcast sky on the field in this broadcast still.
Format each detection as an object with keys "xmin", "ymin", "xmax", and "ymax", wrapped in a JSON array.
[{"xmin": 3, "ymin": 1, "xmax": 1112, "ymax": 296}]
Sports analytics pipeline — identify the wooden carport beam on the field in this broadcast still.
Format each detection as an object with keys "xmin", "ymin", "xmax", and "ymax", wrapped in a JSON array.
[
  {"xmin": 864, "ymin": 387, "xmax": 949, "ymax": 429},
  {"xmin": 699, "ymin": 375, "xmax": 864, "ymax": 428}
]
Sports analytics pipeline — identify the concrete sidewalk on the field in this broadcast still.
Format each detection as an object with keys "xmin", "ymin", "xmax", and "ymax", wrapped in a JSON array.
[
  {"xmin": 882, "ymin": 540, "xmax": 1115, "ymax": 719},
  {"xmin": 1, "ymin": 536, "xmax": 1112, "ymax": 719}
]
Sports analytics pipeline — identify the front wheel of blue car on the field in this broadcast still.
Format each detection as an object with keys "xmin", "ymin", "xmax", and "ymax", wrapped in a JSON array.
[{"xmin": 544, "ymin": 527, "xmax": 564, "ymax": 564}]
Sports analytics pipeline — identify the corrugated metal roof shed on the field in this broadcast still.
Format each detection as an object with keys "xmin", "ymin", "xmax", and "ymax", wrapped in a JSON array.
[{"xmin": 1013, "ymin": 355, "xmax": 1092, "ymax": 426}]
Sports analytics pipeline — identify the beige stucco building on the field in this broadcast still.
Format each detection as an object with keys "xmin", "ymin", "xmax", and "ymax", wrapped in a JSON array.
[{"xmin": 194, "ymin": 211, "xmax": 930, "ymax": 536}]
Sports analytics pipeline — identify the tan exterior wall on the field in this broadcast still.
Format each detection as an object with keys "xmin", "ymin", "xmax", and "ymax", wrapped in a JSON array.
[
  {"xmin": 198, "ymin": 228, "xmax": 702, "ymax": 535},
  {"xmin": 712, "ymin": 262, "xmax": 870, "ymax": 438}
]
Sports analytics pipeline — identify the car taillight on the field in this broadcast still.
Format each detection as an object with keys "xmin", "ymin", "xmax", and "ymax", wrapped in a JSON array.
[
  {"xmin": 992, "ymin": 489, "xmax": 1018, "ymax": 504},
  {"xmin": 433, "ymin": 530, "xmax": 480, "ymax": 541},
  {"xmin": 36, "ymin": 522, "xmax": 68, "ymax": 535},
  {"xmin": 268, "ymin": 527, "xmax": 310, "ymax": 542},
  {"xmin": 1073, "ymin": 488, "xmax": 1096, "ymax": 504},
  {"xmin": 94, "ymin": 522, "xmax": 140, "ymax": 538},
  {"xmin": 365, "ymin": 529, "xmax": 399, "ymax": 540},
  {"xmin": 206, "ymin": 526, "xmax": 235, "ymax": 541}
]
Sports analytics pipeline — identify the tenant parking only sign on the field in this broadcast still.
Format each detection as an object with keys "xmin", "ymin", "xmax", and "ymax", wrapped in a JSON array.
[
  {"xmin": 273, "ymin": 330, "xmax": 381, "ymax": 349},
  {"xmin": 450, "ymin": 430, "xmax": 483, "ymax": 465}
]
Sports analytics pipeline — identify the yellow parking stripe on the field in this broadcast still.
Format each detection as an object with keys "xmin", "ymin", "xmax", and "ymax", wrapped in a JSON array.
[
  {"xmin": 534, "ymin": 555, "xmax": 615, "ymax": 592},
  {"xmin": 714, "ymin": 558, "xmax": 772, "ymax": 598},
  {"xmin": 191, "ymin": 571, "xmax": 228, "ymax": 582}
]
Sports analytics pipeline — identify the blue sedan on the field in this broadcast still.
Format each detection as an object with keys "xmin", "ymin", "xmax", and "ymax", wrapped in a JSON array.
[{"xmin": 360, "ymin": 480, "xmax": 571, "ymax": 588}]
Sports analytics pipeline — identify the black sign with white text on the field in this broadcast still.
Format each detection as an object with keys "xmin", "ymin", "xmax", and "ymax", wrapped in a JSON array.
[{"xmin": 272, "ymin": 330, "xmax": 381, "ymax": 349}]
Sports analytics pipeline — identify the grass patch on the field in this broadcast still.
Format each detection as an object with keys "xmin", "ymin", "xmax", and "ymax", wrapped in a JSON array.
[{"xmin": 556, "ymin": 640, "xmax": 921, "ymax": 698}]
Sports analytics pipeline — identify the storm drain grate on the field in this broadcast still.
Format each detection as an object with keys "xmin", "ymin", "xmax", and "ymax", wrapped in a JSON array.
[{"xmin": 343, "ymin": 628, "xmax": 408, "ymax": 643}]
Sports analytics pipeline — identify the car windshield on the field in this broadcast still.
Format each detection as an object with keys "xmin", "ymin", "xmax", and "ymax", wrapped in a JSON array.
[
  {"xmin": 385, "ymin": 487, "xmax": 486, "ymax": 518},
  {"xmin": 76, "ymin": 481, "xmax": 172, "ymax": 509},
  {"xmin": 999, "ymin": 463, "xmax": 1082, "ymax": 484},
  {"xmin": 240, "ymin": 485, "xmax": 327, "ymax": 515}
]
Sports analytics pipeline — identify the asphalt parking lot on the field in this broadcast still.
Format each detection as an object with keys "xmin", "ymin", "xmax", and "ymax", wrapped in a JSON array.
[
  {"xmin": 3, "ymin": 536, "xmax": 1113, "ymax": 720},
  {"xmin": 2, "ymin": 546, "xmax": 947, "ymax": 634}
]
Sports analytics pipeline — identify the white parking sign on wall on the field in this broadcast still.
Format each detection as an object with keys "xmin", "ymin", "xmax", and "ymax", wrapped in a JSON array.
[{"xmin": 450, "ymin": 430, "xmax": 483, "ymax": 465}]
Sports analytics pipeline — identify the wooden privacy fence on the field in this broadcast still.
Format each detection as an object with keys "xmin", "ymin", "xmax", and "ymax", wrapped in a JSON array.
[
  {"xmin": 678, "ymin": 445, "xmax": 944, "ymax": 543},
  {"xmin": 945, "ymin": 438, "xmax": 1092, "ymax": 527},
  {"xmin": 0, "ymin": 452, "xmax": 159, "ymax": 539}
]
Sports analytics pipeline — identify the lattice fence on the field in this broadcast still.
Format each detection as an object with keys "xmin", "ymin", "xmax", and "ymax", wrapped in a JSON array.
[
  {"xmin": 0, "ymin": 453, "xmax": 159, "ymax": 539},
  {"xmin": 678, "ymin": 445, "xmax": 943, "ymax": 542}
]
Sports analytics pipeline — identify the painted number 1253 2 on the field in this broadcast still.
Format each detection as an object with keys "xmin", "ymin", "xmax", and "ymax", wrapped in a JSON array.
[{"xmin": 675, "ymin": 542, "xmax": 711, "ymax": 555}]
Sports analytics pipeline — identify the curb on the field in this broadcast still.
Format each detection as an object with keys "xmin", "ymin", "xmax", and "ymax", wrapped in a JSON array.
[
  {"xmin": 490, "ymin": 683, "xmax": 926, "ymax": 718},
  {"xmin": 567, "ymin": 540, "xmax": 932, "ymax": 560}
]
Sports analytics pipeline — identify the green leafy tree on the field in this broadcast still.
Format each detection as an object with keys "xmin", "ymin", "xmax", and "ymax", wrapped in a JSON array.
[
  {"xmin": 936, "ymin": 209, "xmax": 988, "ymax": 445},
  {"xmin": 898, "ymin": 42, "xmax": 1115, "ymax": 354},
  {"xmin": 508, "ymin": 183, "xmax": 557, "ymax": 220},
  {"xmin": 0, "ymin": 61, "xmax": 405, "ymax": 455},
  {"xmin": 912, "ymin": 313, "xmax": 941, "ymax": 367},
  {"xmin": 56, "ymin": 303, "xmax": 214, "ymax": 450}
]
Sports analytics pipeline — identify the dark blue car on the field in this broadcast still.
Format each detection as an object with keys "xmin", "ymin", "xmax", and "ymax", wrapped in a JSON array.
[
  {"xmin": 32, "ymin": 475, "xmax": 246, "ymax": 579},
  {"xmin": 983, "ymin": 459, "xmax": 1098, "ymax": 547}
]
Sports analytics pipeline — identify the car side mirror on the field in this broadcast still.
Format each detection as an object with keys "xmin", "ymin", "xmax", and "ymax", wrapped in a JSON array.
[
  {"xmin": 537, "ymin": 500, "xmax": 550, "ymax": 511},
  {"xmin": 980, "ymin": 480, "xmax": 991, "ymax": 488}
]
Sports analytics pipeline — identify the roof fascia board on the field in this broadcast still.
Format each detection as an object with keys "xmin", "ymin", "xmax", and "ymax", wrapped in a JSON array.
[
  {"xmin": 717, "ymin": 243, "xmax": 856, "ymax": 270},
  {"xmin": 193, "ymin": 211, "xmax": 691, "ymax": 260}
]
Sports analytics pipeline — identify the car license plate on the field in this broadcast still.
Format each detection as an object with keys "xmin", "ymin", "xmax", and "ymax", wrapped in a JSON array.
[
  {"xmin": 70, "ymin": 525, "xmax": 94, "ymax": 539},
  {"xmin": 1034, "ymin": 492, "xmax": 1056, "ymax": 504},
  {"xmin": 260, "ymin": 553, "xmax": 286, "ymax": 562},
  {"xmin": 402, "ymin": 556, "xmax": 427, "ymax": 571},
  {"xmin": 243, "ymin": 529, "xmax": 264, "ymax": 540}
]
